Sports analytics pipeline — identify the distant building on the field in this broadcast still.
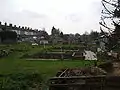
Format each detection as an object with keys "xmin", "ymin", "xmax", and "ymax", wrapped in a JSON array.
[
  {"xmin": 0, "ymin": 22, "xmax": 43, "ymax": 43},
  {"xmin": 39, "ymin": 36, "xmax": 49, "ymax": 44}
]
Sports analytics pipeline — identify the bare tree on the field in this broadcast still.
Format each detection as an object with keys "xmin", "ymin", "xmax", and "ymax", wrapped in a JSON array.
[{"xmin": 100, "ymin": 0, "xmax": 120, "ymax": 51}]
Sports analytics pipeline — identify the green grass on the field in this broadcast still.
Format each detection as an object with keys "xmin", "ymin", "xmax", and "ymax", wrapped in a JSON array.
[
  {"xmin": 0, "ymin": 43, "xmax": 95, "ymax": 83},
  {"xmin": 0, "ymin": 43, "xmax": 96, "ymax": 89},
  {"xmin": 0, "ymin": 58, "xmax": 94, "ymax": 79}
]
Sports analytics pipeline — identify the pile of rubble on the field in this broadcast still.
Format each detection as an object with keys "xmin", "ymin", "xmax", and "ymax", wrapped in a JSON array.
[
  {"xmin": 56, "ymin": 67, "xmax": 107, "ymax": 77},
  {"xmin": 56, "ymin": 60, "xmax": 120, "ymax": 77}
]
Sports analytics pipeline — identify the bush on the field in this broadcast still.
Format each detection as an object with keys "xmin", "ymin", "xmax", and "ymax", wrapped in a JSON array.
[{"xmin": 0, "ymin": 72, "xmax": 42, "ymax": 90}]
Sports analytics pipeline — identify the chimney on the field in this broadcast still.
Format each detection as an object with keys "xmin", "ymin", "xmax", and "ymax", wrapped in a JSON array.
[
  {"xmin": 25, "ymin": 27, "xmax": 27, "ymax": 30},
  {"xmin": 14, "ymin": 25, "xmax": 17, "ymax": 29},
  {"xmin": 19, "ymin": 26, "xmax": 21, "ymax": 28},
  {"xmin": 14, "ymin": 25, "xmax": 16, "ymax": 27},
  {"xmin": 9, "ymin": 23, "xmax": 12, "ymax": 27},
  {"xmin": 22, "ymin": 26, "xmax": 24, "ymax": 29},
  {"xmin": 5, "ymin": 22, "xmax": 7, "ymax": 26},
  {"xmin": 27, "ymin": 27, "xmax": 30, "ymax": 30}
]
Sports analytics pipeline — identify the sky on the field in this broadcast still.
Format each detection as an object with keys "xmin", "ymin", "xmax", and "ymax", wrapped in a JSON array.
[{"xmin": 0, "ymin": 0, "xmax": 102, "ymax": 34}]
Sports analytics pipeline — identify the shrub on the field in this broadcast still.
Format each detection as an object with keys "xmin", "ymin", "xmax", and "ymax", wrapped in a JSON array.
[{"xmin": 0, "ymin": 72, "xmax": 42, "ymax": 90}]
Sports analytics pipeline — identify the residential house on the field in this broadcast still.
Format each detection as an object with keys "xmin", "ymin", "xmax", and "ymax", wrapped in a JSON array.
[{"xmin": 0, "ymin": 22, "xmax": 41, "ymax": 43}]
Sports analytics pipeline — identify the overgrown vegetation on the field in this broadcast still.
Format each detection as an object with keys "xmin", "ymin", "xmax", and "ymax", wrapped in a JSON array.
[
  {"xmin": 0, "ymin": 43, "xmax": 95, "ymax": 89},
  {"xmin": 0, "ymin": 72, "xmax": 42, "ymax": 90}
]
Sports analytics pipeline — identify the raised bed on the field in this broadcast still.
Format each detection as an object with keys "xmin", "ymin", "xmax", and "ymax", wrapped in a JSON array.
[
  {"xmin": 22, "ymin": 51, "xmax": 84, "ymax": 60},
  {"xmin": 49, "ymin": 61, "xmax": 120, "ymax": 90},
  {"xmin": 49, "ymin": 75, "xmax": 120, "ymax": 90}
]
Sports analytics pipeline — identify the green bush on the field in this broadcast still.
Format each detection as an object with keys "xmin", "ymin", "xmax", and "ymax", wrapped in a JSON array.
[{"xmin": 0, "ymin": 72, "xmax": 42, "ymax": 90}]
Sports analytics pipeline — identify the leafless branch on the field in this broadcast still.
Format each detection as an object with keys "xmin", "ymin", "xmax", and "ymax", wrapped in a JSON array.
[
  {"xmin": 99, "ymin": 22, "xmax": 114, "ymax": 32},
  {"xmin": 100, "ymin": 27, "xmax": 109, "ymax": 37},
  {"xmin": 102, "ymin": 0, "xmax": 117, "ymax": 7},
  {"xmin": 102, "ymin": 1, "xmax": 114, "ymax": 16}
]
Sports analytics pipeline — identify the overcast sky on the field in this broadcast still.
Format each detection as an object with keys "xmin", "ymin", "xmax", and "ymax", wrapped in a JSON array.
[{"xmin": 0, "ymin": 0, "xmax": 102, "ymax": 34}]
